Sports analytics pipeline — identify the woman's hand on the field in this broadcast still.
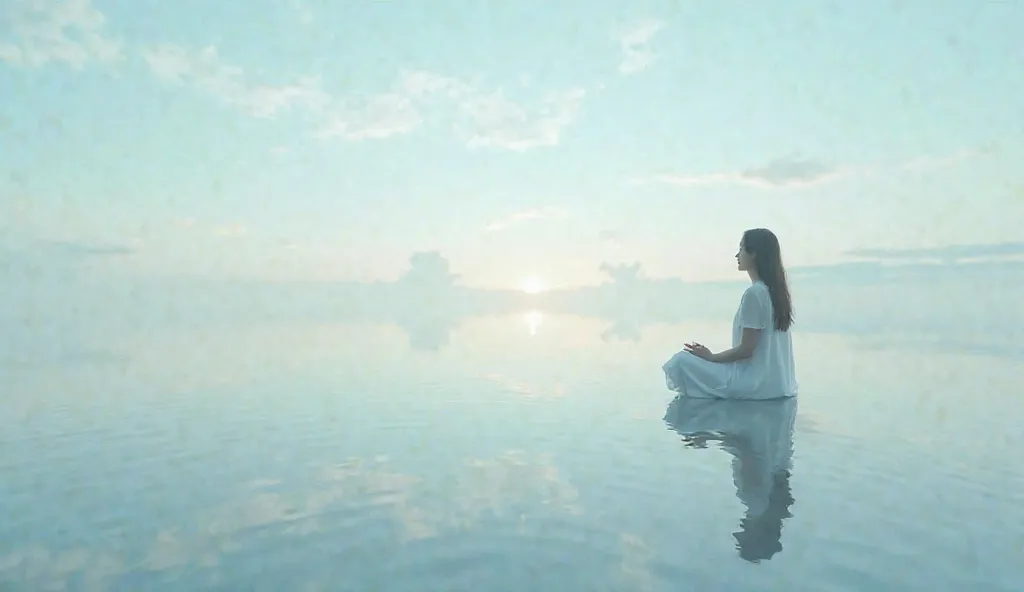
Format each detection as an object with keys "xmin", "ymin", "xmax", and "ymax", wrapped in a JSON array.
[{"xmin": 684, "ymin": 341, "xmax": 713, "ymax": 360}]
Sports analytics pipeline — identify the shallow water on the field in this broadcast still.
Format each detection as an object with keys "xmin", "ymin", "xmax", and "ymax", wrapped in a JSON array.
[{"xmin": 2, "ymin": 312, "xmax": 1022, "ymax": 591}]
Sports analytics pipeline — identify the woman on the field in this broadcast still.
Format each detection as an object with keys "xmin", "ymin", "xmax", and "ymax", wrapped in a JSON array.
[{"xmin": 662, "ymin": 228, "xmax": 797, "ymax": 400}]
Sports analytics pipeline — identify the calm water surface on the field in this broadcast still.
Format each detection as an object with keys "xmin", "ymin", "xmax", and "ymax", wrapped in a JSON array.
[{"xmin": 2, "ymin": 313, "xmax": 1022, "ymax": 591}]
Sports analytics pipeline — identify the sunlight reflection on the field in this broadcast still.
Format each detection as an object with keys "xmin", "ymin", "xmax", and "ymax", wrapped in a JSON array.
[{"xmin": 523, "ymin": 310, "xmax": 544, "ymax": 336}]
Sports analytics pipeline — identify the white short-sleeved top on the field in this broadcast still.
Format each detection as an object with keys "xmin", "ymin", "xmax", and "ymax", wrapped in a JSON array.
[{"xmin": 731, "ymin": 281, "xmax": 798, "ymax": 398}]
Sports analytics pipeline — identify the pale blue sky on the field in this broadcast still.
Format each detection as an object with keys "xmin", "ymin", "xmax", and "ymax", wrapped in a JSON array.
[{"xmin": 2, "ymin": 0, "xmax": 1022, "ymax": 289}]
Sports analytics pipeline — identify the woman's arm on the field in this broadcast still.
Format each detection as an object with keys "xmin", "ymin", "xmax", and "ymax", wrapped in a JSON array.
[{"xmin": 709, "ymin": 328, "xmax": 762, "ymax": 363}]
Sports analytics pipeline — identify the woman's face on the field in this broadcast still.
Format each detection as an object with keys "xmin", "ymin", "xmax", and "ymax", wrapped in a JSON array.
[{"xmin": 736, "ymin": 239, "xmax": 755, "ymax": 271}]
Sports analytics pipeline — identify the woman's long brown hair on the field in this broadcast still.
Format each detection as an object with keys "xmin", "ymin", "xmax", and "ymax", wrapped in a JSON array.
[{"xmin": 743, "ymin": 228, "xmax": 794, "ymax": 331}]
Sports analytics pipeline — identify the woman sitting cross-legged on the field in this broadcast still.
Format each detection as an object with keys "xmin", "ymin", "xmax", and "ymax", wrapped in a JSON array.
[{"xmin": 663, "ymin": 228, "xmax": 798, "ymax": 400}]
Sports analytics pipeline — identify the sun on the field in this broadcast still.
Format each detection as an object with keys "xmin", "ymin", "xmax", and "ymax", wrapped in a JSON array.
[{"xmin": 521, "ymin": 276, "xmax": 547, "ymax": 295}]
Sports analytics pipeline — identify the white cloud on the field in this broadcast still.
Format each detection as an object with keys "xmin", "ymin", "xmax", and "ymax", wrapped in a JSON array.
[
  {"xmin": 617, "ymin": 19, "xmax": 663, "ymax": 75},
  {"xmin": 314, "ymin": 71, "xmax": 450, "ymax": 141},
  {"xmin": 398, "ymin": 70, "xmax": 464, "ymax": 97},
  {"xmin": 454, "ymin": 87, "xmax": 586, "ymax": 151},
  {"xmin": 3, "ymin": 0, "xmax": 585, "ymax": 153},
  {"xmin": 142, "ymin": 44, "xmax": 586, "ymax": 149},
  {"xmin": 142, "ymin": 44, "xmax": 330, "ymax": 119},
  {"xmin": 898, "ymin": 149, "xmax": 974, "ymax": 173},
  {"xmin": 412, "ymin": 71, "xmax": 586, "ymax": 151},
  {"xmin": 317, "ymin": 70, "xmax": 586, "ymax": 150},
  {"xmin": 485, "ymin": 207, "xmax": 569, "ymax": 231},
  {"xmin": 315, "ymin": 92, "xmax": 421, "ymax": 140},
  {"xmin": 0, "ymin": 0, "xmax": 122, "ymax": 68},
  {"xmin": 175, "ymin": 217, "xmax": 248, "ymax": 239}
]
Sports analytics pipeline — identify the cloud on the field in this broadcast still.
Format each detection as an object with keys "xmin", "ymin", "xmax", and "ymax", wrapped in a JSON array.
[
  {"xmin": 599, "ymin": 229, "xmax": 623, "ymax": 245},
  {"xmin": 645, "ymin": 149, "xmax": 977, "ymax": 190},
  {"xmin": 315, "ymin": 91, "xmax": 421, "ymax": 140},
  {"xmin": 318, "ymin": 70, "xmax": 586, "ymax": 150},
  {"xmin": 484, "ymin": 207, "xmax": 569, "ymax": 231},
  {"xmin": 314, "ymin": 71, "xmax": 447, "ymax": 140},
  {"xmin": 0, "ymin": 237, "xmax": 135, "ymax": 283},
  {"xmin": 897, "ymin": 149, "xmax": 975, "ymax": 173},
  {"xmin": 0, "ymin": 0, "xmax": 122, "ymax": 68},
  {"xmin": 454, "ymin": 87, "xmax": 586, "ymax": 151},
  {"xmin": 40, "ymin": 239, "xmax": 136, "ymax": 257},
  {"xmin": 0, "ymin": 237, "xmax": 135, "ymax": 262},
  {"xmin": 617, "ymin": 19, "xmax": 664, "ymax": 75},
  {"xmin": 846, "ymin": 241, "xmax": 1024, "ymax": 261},
  {"xmin": 737, "ymin": 157, "xmax": 846, "ymax": 186},
  {"xmin": 175, "ymin": 217, "xmax": 249, "ymax": 239},
  {"xmin": 142, "ymin": 44, "xmax": 330, "ymax": 119},
  {"xmin": 4, "ymin": 0, "xmax": 585, "ymax": 152},
  {"xmin": 599, "ymin": 261, "xmax": 643, "ymax": 283},
  {"xmin": 651, "ymin": 156, "xmax": 846, "ymax": 189}
]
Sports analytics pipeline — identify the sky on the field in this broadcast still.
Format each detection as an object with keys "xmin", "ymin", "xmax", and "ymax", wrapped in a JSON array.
[{"xmin": 1, "ymin": 0, "xmax": 1022, "ymax": 290}]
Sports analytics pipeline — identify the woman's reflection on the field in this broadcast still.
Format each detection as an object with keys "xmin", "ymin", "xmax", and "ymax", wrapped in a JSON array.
[{"xmin": 663, "ymin": 395, "xmax": 798, "ymax": 562}]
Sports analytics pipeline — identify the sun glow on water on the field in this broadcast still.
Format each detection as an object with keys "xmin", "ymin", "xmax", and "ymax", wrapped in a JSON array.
[{"xmin": 523, "ymin": 310, "xmax": 544, "ymax": 336}]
